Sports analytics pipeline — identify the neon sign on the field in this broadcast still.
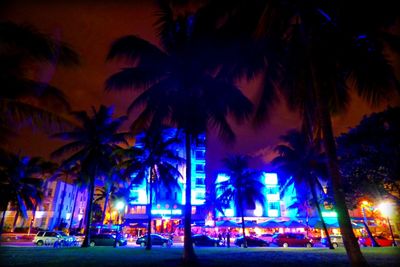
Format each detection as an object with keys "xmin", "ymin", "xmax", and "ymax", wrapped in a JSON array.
[{"xmin": 151, "ymin": 209, "xmax": 182, "ymax": 215}]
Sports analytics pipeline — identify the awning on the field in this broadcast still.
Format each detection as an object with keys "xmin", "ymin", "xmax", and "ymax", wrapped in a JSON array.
[
  {"xmin": 257, "ymin": 220, "xmax": 281, "ymax": 228},
  {"xmin": 215, "ymin": 220, "xmax": 239, "ymax": 228},
  {"xmin": 123, "ymin": 219, "xmax": 148, "ymax": 228}
]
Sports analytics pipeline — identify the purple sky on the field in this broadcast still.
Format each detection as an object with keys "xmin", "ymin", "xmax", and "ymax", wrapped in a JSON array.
[{"xmin": 4, "ymin": 1, "xmax": 399, "ymax": 178}]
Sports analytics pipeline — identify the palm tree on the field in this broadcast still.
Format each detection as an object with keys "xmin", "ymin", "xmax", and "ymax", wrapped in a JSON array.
[
  {"xmin": 115, "ymin": 127, "xmax": 184, "ymax": 250},
  {"xmin": 51, "ymin": 105, "xmax": 130, "ymax": 247},
  {"xmin": 215, "ymin": 155, "xmax": 265, "ymax": 248},
  {"xmin": 0, "ymin": 21, "xmax": 79, "ymax": 143},
  {"xmin": 272, "ymin": 129, "xmax": 334, "ymax": 249},
  {"xmin": 195, "ymin": 1, "xmax": 399, "ymax": 264},
  {"xmin": 105, "ymin": 3, "xmax": 253, "ymax": 263},
  {"xmin": 0, "ymin": 153, "xmax": 44, "ymax": 238},
  {"xmin": 94, "ymin": 182, "xmax": 119, "ymax": 232}
]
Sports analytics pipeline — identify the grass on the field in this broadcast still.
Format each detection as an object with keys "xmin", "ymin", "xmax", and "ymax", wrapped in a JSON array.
[{"xmin": 1, "ymin": 246, "xmax": 399, "ymax": 267}]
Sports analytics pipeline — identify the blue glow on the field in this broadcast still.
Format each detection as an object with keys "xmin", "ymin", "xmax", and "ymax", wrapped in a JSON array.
[
  {"xmin": 216, "ymin": 173, "xmax": 229, "ymax": 183},
  {"xmin": 264, "ymin": 173, "xmax": 278, "ymax": 185},
  {"xmin": 266, "ymin": 193, "xmax": 280, "ymax": 201},
  {"xmin": 322, "ymin": 211, "xmax": 337, "ymax": 218},
  {"xmin": 253, "ymin": 202, "xmax": 263, "ymax": 217},
  {"xmin": 267, "ymin": 209, "xmax": 279, "ymax": 217},
  {"xmin": 151, "ymin": 209, "xmax": 182, "ymax": 215},
  {"xmin": 224, "ymin": 209, "xmax": 234, "ymax": 217}
]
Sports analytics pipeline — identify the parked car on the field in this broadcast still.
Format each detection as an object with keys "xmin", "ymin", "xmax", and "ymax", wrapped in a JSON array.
[
  {"xmin": 73, "ymin": 233, "xmax": 85, "ymax": 243},
  {"xmin": 358, "ymin": 236, "xmax": 393, "ymax": 247},
  {"xmin": 234, "ymin": 236, "xmax": 269, "ymax": 247},
  {"xmin": 33, "ymin": 231, "xmax": 63, "ymax": 246},
  {"xmin": 272, "ymin": 233, "xmax": 313, "ymax": 248},
  {"xmin": 136, "ymin": 234, "xmax": 173, "ymax": 247},
  {"xmin": 55, "ymin": 231, "xmax": 78, "ymax": 246},
  {"xmin": 192, "ymin": 234, "xmax": 222, "ymax": 247},
  {"xmin": 321, "ymin": 235, "xmax": 343, "ymax": 248},
  {"xmin": 258, "ymin": 233, "xmax": 274, "ymax": 243},
  {"xmin": 89, "ymin": 233, "xmax": 127, "ymax": 247}
]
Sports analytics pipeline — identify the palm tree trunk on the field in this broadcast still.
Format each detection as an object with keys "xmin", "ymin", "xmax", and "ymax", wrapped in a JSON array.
[
  {"xmin": 0, "ymin": 210, "xmax": 6, "ymax": 239},
  {"xmin": 12, "ymin": 210, "xmax": 19, "ymax": 232},
  {"xmin": 316, "ymin": 95, "xmax": 368, "ymax": 266},
  {"xmin": 308, "ymin": 179, "xmax": 334, "ymax": 249},
  {"xmin": 240, "ymin": 213, "xmax": 247, "ymax": 248},
  {"xmin": 361, "ymin": 207, "xmax": 379, "ymax": 247},
  {"xmin": 56, "ymin": 179, "xmax": 68, "ymax": 229},
  {"xmin": 183, "ymin": 133, "xmax": 196, "ymax": 265},
  {"xmin": 308, "ymin": 56, "xmax": 368, "ymax": 265},
  {"xmin": 28, "ymin": 203, "xmax": 38, "ymax": 236},
  {"xmin": 99, "ymin": 188, "xmax": 110, "ymax": 234},
  {"xmin": 146, "ymin": 167, "xmax": 154, "ymax": 250},
  {"xmin": 82, "ymin": 173, "xmax": 96, "ymax": 247},
  {"xmin": 69, "ymin": 187, "xmax": 79, "ymax": 233}
]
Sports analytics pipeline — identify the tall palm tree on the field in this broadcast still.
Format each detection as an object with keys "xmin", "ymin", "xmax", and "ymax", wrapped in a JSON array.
[
  {"xmin": 195, "ymin": 1, "xmax": 399, "ymax": 264},
  {"xmin": 215, "ymin": 155, "xmax": 265, "ymax": 248},
  {"xmin": 0, "ymin": 21, "xmax": 79, "ymax": 143},
  {"xmin": 0, "ymin": 153, "xmax": 44, "ymax": 238},
  {"xmin": 272, "ymin": 129, "xmax": 334, "ymax": 249},
  {"xmin": 115, "ymin": 127, "xmax": 184, "ymax": 250},
  {"xmin": 105, "ymin": 3, "xmax": 253, "ymax": 263},
  {"xmin": 51, "ymin": 105, "xmax": 130, "ymax": 247}
]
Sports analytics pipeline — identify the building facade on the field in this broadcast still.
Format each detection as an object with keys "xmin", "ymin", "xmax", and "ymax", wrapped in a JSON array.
[{"xmin": 123, "ymin": 132, "xmax": 207, "ymax": 233}]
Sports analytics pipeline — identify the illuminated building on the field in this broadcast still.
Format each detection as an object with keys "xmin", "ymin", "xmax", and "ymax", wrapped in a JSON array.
[
  {"xmin": 215, "ymin": 172, "xmax": 281, "ymax": 220},
  {"xmin": 2, "ymin": 179, "xmax": 87, "ymax": 232},
  {"xmin": 124, "ymin": 131, "xmax": 207, "ymax": 232}
]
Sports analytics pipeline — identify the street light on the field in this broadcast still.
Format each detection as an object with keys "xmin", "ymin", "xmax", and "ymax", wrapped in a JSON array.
[
  {"xmin": 114, "ymin": 201, "xmax": 125, "ymax": 248},
  {"xmin": 378, "ymin": 202, "xmax": 397, "ymax": 247}
]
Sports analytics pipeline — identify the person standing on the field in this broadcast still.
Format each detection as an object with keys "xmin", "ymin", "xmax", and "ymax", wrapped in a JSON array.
[{"xmin": 226, "ymin": 231, "xmax": 231, "ymax": 248}]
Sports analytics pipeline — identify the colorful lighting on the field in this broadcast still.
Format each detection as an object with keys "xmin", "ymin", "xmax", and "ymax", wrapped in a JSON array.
[{"xmin": 322, "ymin": 211, "xmax": 337, "ymax": 218}]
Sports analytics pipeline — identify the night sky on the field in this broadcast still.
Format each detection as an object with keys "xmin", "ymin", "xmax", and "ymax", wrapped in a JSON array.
[{"xmin": 3, "ymin": 1, "xmax": 399, "ymax": 178}]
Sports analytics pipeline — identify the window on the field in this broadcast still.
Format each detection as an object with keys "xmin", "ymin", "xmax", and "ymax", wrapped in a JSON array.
[
  {"xmin": 195, "ymin": 164, "xmax": 204, "ymax": 172},
  {"xmin": 130, "ymin": 206, "xmax": 146, "ymax": 214},
  {"xmin": 196, "ymin": 178, "xmax": 204, "ymax": 185},
  {"xmin": 266, "ymin": 186, "xmax": 278, "ymax": 194},
  {"xmin": 268, "ymin": 202, "xmax": 280, "ymax": 210},
  {"xmin": 195, "ymin": 137, "xmax": 205, "ymax": 147},
  {"xmin": 196, "ymin": 192, "xmax": 205, "ymax": 200},
  {"xmin": 195, "ymin": 150, "xmax": 205, "ymax": 159}
]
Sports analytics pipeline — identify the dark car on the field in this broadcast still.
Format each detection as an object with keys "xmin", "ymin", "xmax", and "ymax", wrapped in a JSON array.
[
  {"xmin": 272, "ymin": 233, "xmax": 313, "ymax": 248},
  {"xmin": 234, "ymin": 236, "xmax": 269, "ymax": 247},
  {"xmin": 321, "ymin": 235, "xmax": 344, "ymax": 248},
  {"xmin": 359, "ymin": 236, "xmax": 393, "ymax": 247},
  {"xmin": 192, "ymin": 234, "xmax": 222, "ymax": 247},
  {"xmin": 89, "ymin": 233, "xmax": 127, "ymax": 247},
  {"xmin": 136, "ymin": 234, "xmax": 173, "ymax": 247}
]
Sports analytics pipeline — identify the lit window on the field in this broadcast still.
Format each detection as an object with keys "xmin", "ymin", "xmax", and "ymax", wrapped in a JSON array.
[{"xmin": 264, "ymin": 173, "xmax": 278, "ymax": 185}]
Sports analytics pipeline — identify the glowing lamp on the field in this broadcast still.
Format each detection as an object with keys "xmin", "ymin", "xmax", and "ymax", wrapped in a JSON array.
[
  {"xmin": 116, "ymin": 201, "xmax": 125, "ymax": 211},
  {"xmin": 378, "ymin": 202, "xmax": 393, "ymax": 217}
]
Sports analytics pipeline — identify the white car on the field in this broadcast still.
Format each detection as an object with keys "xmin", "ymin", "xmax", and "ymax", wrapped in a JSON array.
[{"xmin": 33, "ymin": 231, "xmax": 64, "ymax": 246}]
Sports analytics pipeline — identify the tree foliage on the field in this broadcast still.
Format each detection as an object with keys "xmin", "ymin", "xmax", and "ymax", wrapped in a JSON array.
[{"xmin": 338, "ymin": 106, "xmax": 400, "ymax": 207}]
